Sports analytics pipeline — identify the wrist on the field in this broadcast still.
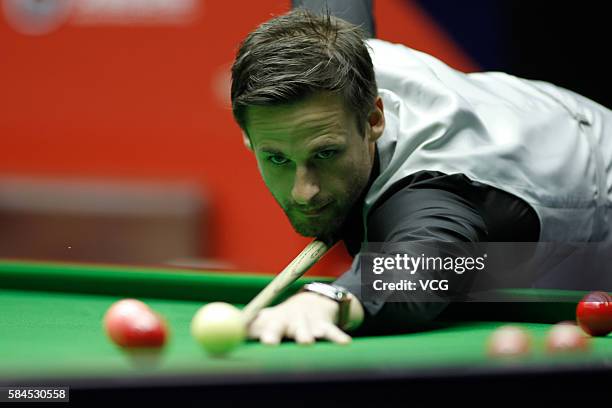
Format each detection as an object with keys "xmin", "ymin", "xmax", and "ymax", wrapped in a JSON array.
[
  {"xmin": 344, "ymin": 294, "xmax": 364, "ymax": 332},
  {"xmin": 300, "ymin": 282, "xmax": 364, "ymax": 332}
]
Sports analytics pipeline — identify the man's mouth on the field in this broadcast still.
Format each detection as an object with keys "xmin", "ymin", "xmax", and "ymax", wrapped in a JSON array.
[{"xmin": 296, "ymin": 202, "xmax": 331, "ymax": 217}]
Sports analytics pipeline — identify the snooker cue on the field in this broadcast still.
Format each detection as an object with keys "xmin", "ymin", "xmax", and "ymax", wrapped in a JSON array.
[{"xmin": 241, "ymin": 239, "xmax": 332, "ymax": 324}]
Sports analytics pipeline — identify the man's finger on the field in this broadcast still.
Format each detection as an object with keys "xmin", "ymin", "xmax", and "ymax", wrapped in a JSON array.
[
  {"xmin": 311, "ymin": 324, "xmax": 325, "ymax": 338},
  {"xmin": 292, "ymin": 319, "xmax": 314, "ymax": 345},
  {"xmin": 260, "ymin": 320, "xmax": 287, "ymax": 345},
  {"xmin": 322, "ymin": 322, "xmax": 352, "ymax": 344},
  {"xmin": 247, "ymin": 311, "xmax": 271, "ymax": 338}
]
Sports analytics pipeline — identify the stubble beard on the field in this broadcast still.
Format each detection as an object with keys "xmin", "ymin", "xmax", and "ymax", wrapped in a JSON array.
[{"xmin": 282, "ymin": 171, "xmax": 369, "ymax": 241}]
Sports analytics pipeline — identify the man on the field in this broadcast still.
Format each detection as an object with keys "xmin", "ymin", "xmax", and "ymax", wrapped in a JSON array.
[{"xmin": 230, "ymin": 6, "xmax": 612, "ymax": 345}]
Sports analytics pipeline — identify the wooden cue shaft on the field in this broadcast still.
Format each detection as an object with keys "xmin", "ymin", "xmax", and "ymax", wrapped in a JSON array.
[{"xmin": 241, "ymin": 239, "xmax": 331, "ymax": 324}]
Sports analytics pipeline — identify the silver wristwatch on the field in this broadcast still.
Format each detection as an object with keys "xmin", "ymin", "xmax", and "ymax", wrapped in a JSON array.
[{"xmin": 301, "ymin": 282, "xmax": 353, "ymax": 330}]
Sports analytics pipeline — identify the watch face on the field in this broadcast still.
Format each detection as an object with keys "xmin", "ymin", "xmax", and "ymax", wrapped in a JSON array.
[
  {"xmin": 332, "ymin": 286, "xmax": 349, "ymax": 299},
  {"xmin": 336, "ymin": 291, "xmax": 350, "ymax": 302}
]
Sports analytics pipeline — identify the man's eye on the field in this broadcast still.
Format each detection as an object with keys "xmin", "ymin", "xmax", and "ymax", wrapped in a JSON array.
[
  {"xmin": 315, "ymin": 150, "xmax": 337, "ymax": 160},
  {"xmin": 268, "ymin": 155, "xmax": 289, "ymax": 165}
]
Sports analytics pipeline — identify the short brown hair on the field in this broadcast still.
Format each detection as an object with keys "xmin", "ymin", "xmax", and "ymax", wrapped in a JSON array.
[{"xmin": 231, "ymin": 9, "xmax": 378, "ymax": 135}]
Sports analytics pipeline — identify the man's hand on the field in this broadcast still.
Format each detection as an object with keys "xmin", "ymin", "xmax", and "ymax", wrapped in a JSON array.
[{"xmin": 248, "ymin": 292, "xmax": 353, "ymax": 345}]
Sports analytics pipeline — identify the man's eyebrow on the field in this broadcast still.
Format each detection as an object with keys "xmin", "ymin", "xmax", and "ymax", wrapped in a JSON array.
[
  {"xmin": 309, "ymin": 140, "xmax": 344, "ymax": 150},
  {"xmin": 258, "ymin": 141, "xmax": 343, "ymax": 155},
  {"xmin": 258, "ymin": 147, "xmax": 285, "ymax": 154}
]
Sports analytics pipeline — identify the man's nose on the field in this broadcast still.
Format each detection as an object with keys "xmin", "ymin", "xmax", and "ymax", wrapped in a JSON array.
[{"xmin": 291, "ymin": 165, "xmax": 320, "ymax": 205}]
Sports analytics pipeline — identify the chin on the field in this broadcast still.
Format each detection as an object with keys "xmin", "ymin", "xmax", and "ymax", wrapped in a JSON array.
[
  {"xmin": 290, "ymin": 217, "xmax": 344, "ymax": 241},
  {"xmin": 292, "ymin": 225, "xmax": 325, "ymax": 238}
]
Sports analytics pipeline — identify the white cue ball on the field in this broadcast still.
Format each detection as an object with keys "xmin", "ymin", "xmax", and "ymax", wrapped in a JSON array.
[{"xmin": 191, "ymin": 302, "xmax": 246, "ymax": 356}]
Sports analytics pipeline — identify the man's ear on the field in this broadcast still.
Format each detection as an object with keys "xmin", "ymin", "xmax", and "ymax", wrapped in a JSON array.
[
  {"xmin": 367, "ymin": 96, "xmax": 385, "ymax": 142},
  {"xmin": 242, "ymin": 131, "xmax": 253, "ymax": 150}
]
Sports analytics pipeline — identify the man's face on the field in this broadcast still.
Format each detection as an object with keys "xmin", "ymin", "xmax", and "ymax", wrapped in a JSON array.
[{"xmin": 245, "ymin": 92, "xmax": 384, "ymax": 240}]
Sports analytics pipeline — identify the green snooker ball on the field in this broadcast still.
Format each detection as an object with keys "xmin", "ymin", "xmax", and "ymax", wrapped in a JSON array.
[{"xmin": 191, "ymin": 302, "xmax": 246, "ymax": 356}]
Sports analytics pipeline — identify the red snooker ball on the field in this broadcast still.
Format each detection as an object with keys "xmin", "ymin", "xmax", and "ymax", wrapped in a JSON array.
[
  {"xmin": 103, "ymin": 299, "xmax": 168, "ymax": 348},
  {"xmin": 576, "ymin": 291, "xmax": 612, "ymax": 337},
  {"xmin": 545, "ymin": 322, "xmax": 590, "ymax": 353},
  {"xmin": 487, "ymin": 325, "xmax": 532, "ymax": 357}
]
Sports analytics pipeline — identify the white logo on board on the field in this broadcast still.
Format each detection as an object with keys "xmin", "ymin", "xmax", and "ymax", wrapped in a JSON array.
[
  {"xmin": 2, "ymin": 0, "xmax": 202, "ymax": 35},
  {"xmin": 2, "ymin": 0, "xmax": 74, "ymax": 35}
]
